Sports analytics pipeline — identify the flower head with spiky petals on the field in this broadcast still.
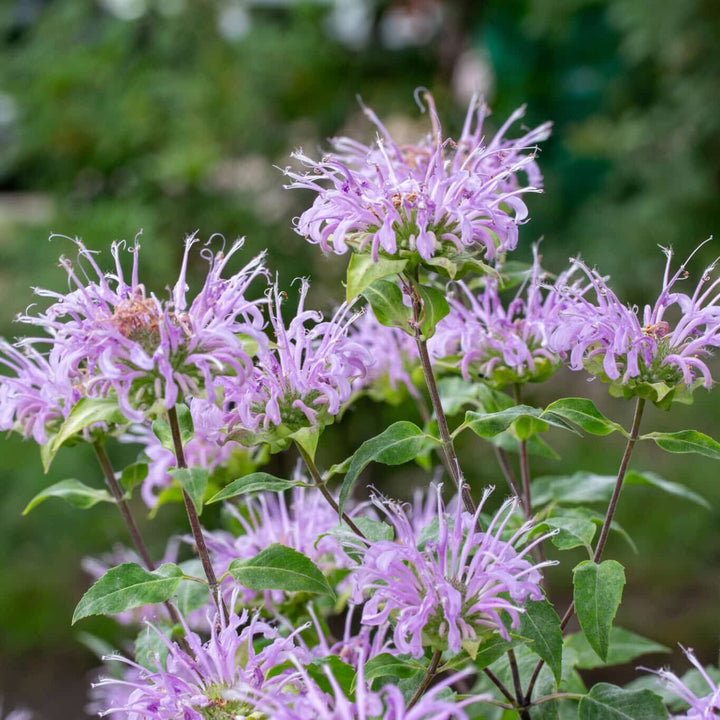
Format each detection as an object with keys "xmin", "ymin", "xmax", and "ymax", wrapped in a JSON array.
[
  {"xmin": 432, "ymin": 245, "xmax": 578, "ymax": 387},
  {"xmin": 19, "ymin": 233, "xmax": 267, "ymax": 421},
  {"xmin": 350, "ymin": 486, "xmax": 554, "ymax": 659},
  {"xmin": 284, "ymin": 89, "xmax": 550, "ymax": 266},
  {"xmin": 94, "ymin": 595, "xmax": 308, "ymax": 720},
  {"xmin": 550, "ymin": 242, "xmax": 720, "ymax": 404},
  {"xmin": 0, "ymin": 340, "xmax": 83, "ymax": 444},
  {"xmin": 248, "ymin": 652, "xmax": 480, "ymax": 719},
  {"xmin": 225, "ymin": 280, "xmax": 371, "ymax": 442},
  {"xmin": 645, "ymin": 646, "xmax": 720, "ymax": 719}
]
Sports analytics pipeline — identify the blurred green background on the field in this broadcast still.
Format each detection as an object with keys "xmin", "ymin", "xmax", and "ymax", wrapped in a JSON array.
[{"xmin": 1, "ymin": 0, "xmax": 719, "ymax": 716}]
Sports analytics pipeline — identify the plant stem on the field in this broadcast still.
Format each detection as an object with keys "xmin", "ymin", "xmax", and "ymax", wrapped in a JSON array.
[
  {"xmin": 406, "ymin": 279, "xmax": 477, "ymax": 517},
  {"xmin": 295, "ymin": 442, "xmax": 367, "ymax": 540},
  {"xmin": 483, "ymin": 668, "xmax": 515, "ymax": 704},
  {"xmin": 167, "ymin": 405, "xmax": 225, "ymax": 617},
  {"xmin": 92, "ymin": 441, "xmax": 186, "ymax": 632},
  {"xmin": 524, "ymin": 396, "xmax": 647, "ymax": 704},
  {"xmin": 512, "ymin": 384, "xmax": 533, "ymax": 520},
  {"xmin": 494, "ymin": 447, "xmax": 523, "ymax": 502},
  {"xmin": 508, "ymin": 648, "xmax": 532, "ymax": 720},
  {"xmin": 406, "ymin": 650, "xmax": 442, "ymax": 711}
]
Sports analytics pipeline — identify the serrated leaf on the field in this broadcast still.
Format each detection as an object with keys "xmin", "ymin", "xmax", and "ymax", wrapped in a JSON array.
[
  {"xmin": 362, "ymin": 653, "xmax": 423, "ymax": 686},
  {"xmin": 207, "ymin": 473, "xmax": 302, "ymax": 504},
  {"xmin": 566, "ymin": 627, "xmax": 669, "ymax": 670},
  {"xmin": 578, "ymin": 683, "xmax": 668, "ymax": 719},
  {"xmin": 72, "ymin": 563, "xmax": 184, "ymax": 624},
  {"xmin": 361, "ymin": 279, "xmax": 412, "ymax": 332},
  {"xmin": 169, "ymin": 468, "xmax": 208, "ymax": 515},
  {"xmin": 543, "ymin": 398, "xmax": 625, "ymax": 436},
  {"xmin": 573, "ymin": 560, "xmax": 626, "ymax": 662},
  {"xmin": 44, "ymin": 397, "xmax": 126, "ymax": 470},
  {"xmin": 538, "ymin": 516, "xmax": 597, "ymax": 552},
  {"xmin": 517, "ymin": 599, "xmax": 563, "ymax": 683},
  {"xmin": 346, "ymin": 253, "xmax": 407, "ymax": 301},
  {"xmin": 338, "ymin": 421, "xmax": 430, "ymax": 516},
  {"xmin": 625, "ymin": 470, "xmax": 710, "ymax": 509},
  {"xmin": 229, "ymin": 543, "xmax": 334, "ymax": 597},
  {"xmin": 644, "ymin": 430, "xmax": 720, "ymax": 460},
  {"xmin": 461, "ymin": 406, "xmax": 578, "ymax": 441},
  {"xmin": 416, "ymin": 284, "xmax": 450, "ymax": 340},
  {"xmin": 23, "ymin": 479, "xmax": 114, "ymax": 515}
]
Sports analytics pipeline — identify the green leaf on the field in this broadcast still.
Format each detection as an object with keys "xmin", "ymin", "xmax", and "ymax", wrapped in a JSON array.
[
  {"xmin": 537, "ymin": 515, "xmax": 597, "ymax": 552},
  {"xmin": 362, "ymin": 653, "xmax": 423, "ymax": 686},
  {"xmin": 120, "ymin": 462, "xmax": 149, "ymax": 493},
  {"xmin": 566, "ymin": 627, "xmax": 669, "ymax": 670},
  {"xmin": 290, "ymin": 425, "xmax": 321, "ymax": 461},
  {"xmin": 625, "ymin": 470, "xmax": 710, "ymax": 509},
  {"xmin": 461, "ymin": 406, "xmax": 578, "ymax": 440},
  {"xmin": 532, "ymin": 473, "xmax": 617, "ymax": 507},
  {"xmin": 175, "ymin": 560, "xmax": 209, "ymax": 616},
  {"xmin": 338, "ymin": 421, "xmax": 430, "ymax": 516},
  {"xmin": 229, "ymin": 543, "xmax": 334, "ymax": 597},
  {"xmin": 72, "ymin": 562, "xmax": 184, "ymax": 624},
  {"xmin": 23, "ymin": 479, "xmax": 114, "ymax": 515},
  {"xmin": 152, "ymin": 404, "xmax": 193, "ymax": 452},
  {"xmin": 573, "ymin": 560, "xmax": 626, "ymax": 662},
  {"xmin": 361, "ymin": 279, "xmax": 412, "ymax": 333},
  {"xmin": 207, "ymin": 473, "xmax": 302, "ymax": 503},
  {"xmin": 416, "ymin": 284, "xmax": 450, "ymax": 340},
  {"xmin": 578, "ymin": 683, "xmax": 668, "ymax": 719},
  {"xmin": 169, "ymin": 468, "xmax": 208, "ymax": 515},
  {"xmin": 543, "ymin": 398, "xmax": 625, "ymax": 436},
  {"xmin": 134, "ymin": 623, "xmax": 172, "ymax": 670},
  {"xmin": 517, "ymin": 599, "xmax": 563, "ymax": 683},
  {"xmin": 644, "ymin": 429, "xmax": 720, "ymax": 460},
  {"xmin": 345, "ymin": 253, "xmax": 407, "ymax": 301},
  {"xmin": 44, "ymin": 397, "xmax": 126, "ymax": 470}
]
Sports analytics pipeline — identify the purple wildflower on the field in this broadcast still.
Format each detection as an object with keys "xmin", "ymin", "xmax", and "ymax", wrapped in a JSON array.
[
  {"xmin": 646, "ymin": 646, "xmax": 720, "ymax": 719},
  {"xmin": 251, "ymin": 652, "xmax": 479, "ymax": 719},
  {"xmin": 284, "ymin": 90, "xmax": 550, "ymax": 263},
  {"xmin": 94, "ymin": 596, "xmax": 308, "ymax": 719},
  {"xmin": 19, "ymin": 233, "xmax": 267, "ymax": 421},
  {"xmin": 350, "ymin": 486, "xmax": 554, "ymax": 659},
  {"xmin": 551, "ymin": 243, "xmax": 720, "ymax": 399},
  {"xmin": 0, "ymin": 341, "xmax": 82, "ymax": 444},
  {"xmin": 225, "ymin": 281, "xmax": 371, "ymax": 439},
  {"xmin": 432, "ymin": 245, "xmax": 576, "ymax": 387}
]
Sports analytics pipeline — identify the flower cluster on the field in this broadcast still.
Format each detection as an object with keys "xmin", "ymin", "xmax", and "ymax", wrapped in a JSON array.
[
  {"xmin": 551, "ymin": 243, "xmax": 720, "ymax": 402},
  {"xmin": 15, "ymin": 234, "xmax": 268, "ymax": 421},
  {"xmin": 284, "ymin": 91, "xmax": 550, "ymax": 264},
  {"xmin": 226, "ymin": 281, "xmax": 371, "ymax": 440},
  {"xmin": 432, "ymin": 245, "xmax": 578, "ymax": 387},
  {"xmin": 351, "ymin": 487, "xmax": 553, "ymax": 658}
]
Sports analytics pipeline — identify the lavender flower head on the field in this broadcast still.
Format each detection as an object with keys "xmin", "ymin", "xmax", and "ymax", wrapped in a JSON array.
[
  {"xmin": 20, "ymin": 233, "xmax": 267, "ymax": 421},
  {"xmin": 351, "ymin": 486, "xmax": 554, "ymax": 659},
  {"xmin": 551, "ymin": 242, "xmax": 720, "ymax": 404},
  {"xmin": 0, "ymin": 340, "xmax": 82, "ymax": 444},
  {"xmin": 432, "ymin": 245, "xmax": 575, "ymax": 387},
  {"xmin": 226, "ymin": 280, "xmax": 371, "ymax": 442},
  {"xmin": 646, "ymin": 646, "xmax": 720, "ymax": 719},
  {"xmin": 284, "ymin": 90, "xmax": 550, "ymax": 265},
  {"xmin": 94, "ymin": 596, "xmax": 308, "ymax": 719},
  {"xmin": 251, "ymin": 652, "xmax": 478, "ymax": 719}
]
